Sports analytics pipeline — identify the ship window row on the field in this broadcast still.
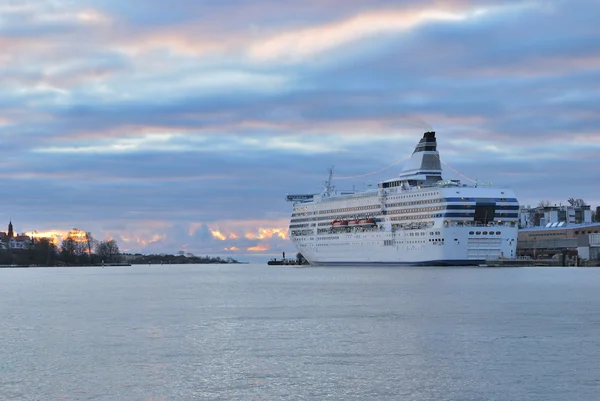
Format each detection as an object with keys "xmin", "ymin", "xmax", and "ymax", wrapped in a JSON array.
[
  {"xmin": 290, "ymin": 230, "xmax": 313, "ymax": 236},
  {"xmin": 383, "ymin": 240, "xmax": 429, "ymax": 244},
  {"xmin": 299, "ymin": 197, "xmax": 518, "ymax": 218},
  {"xmin": 289, "ymin": 224, "xmax": 311, "ymax": 229},
  {"xmin": 316, "ymin": 241, "xmax": 386, "ymax": 246},
  {"xmin": 386, "ymin": 198, "xmax": 444, "ymax": 208},
  {"xmin": 302, "ymin": 214, "xmax": 379, "ymax": 223},
  {"xmin": 291, "ymin": 212, "xmax": 314, "ymax": 217},
  {"xmin": 383, "ymin": 197, "xmax": 519, "ymax": 209},
  {"xmin": 318, "ymin": 221, "xmax": 378, "ymax": 227},
  {"xmin": 443, "ymin": 212, "xmax": 518, "ymax": 219},
  {"xmin": 391, "ymin": 222, "xmax": 435, "ymax": 229},
  {"xmin": 290, "ymin": 217, "xmax": 316, "ymax": 223},
  {"xmin": 318, "ymin": 205, "xmax": 379, "ymax": 215},
  {"xmin": 446, "ymin": 205, "xmax": 520, "ymax": 211},
  {"xmin": 293, "ymin": 213, "xmax": 389, "ymax": 223},
  {"xmin": 387, "ymin": 191, "xmax": 438, "ymax": 200},
  {"xmin": 390, "ymin": 214, "xmax": 441, "ymax": 221},
  {"xmin": 468, "ymin": 231, "xmax": 503, "ymax": 235},
  {"xmin": 444, "ymin": 221, "xmax": 516, "ymax": 227},
  {"xmin": 315, "ymin": 240, "xmax": 431, "ymax": 245},
  {"xmin": 444, "ymin": 197, "xmax": 518, "ymax": 203},
  {"xmin": 316, "ymin": 227, "xmax": 382, "ymax": 234},
  {"xmin": 387, "ymin": 206, "xmax": 444, "ymax": 215},
  {"xmin": 382, "ymin": 181, "xmax": 401, "ymax": 188},
  {"xmin": 397, "ymin": 192, "xmax": 434, "ymax": 198}
]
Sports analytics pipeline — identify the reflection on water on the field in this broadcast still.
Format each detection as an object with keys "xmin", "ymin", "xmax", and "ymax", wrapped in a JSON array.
[{"xmin": 1, "ymin": 264, "xmax": 600, "ymax": 400}]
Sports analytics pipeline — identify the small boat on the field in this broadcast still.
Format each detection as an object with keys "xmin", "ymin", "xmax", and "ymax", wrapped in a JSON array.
[{"xmin": 332, "ymin": 220, "xmax": 349, "ymax": 226}]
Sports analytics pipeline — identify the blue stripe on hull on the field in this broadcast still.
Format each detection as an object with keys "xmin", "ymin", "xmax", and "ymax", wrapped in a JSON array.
[{"xmin": 310, "ymin": 259, "xmax": 485, "ymax": 267}]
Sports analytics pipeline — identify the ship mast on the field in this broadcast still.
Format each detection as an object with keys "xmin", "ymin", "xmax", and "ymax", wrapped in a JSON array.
[{"xmin": 323, "ymin": 166, "xmax": 335, "ymax": 196}]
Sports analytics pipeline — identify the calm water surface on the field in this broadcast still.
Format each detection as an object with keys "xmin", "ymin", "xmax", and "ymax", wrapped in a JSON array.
[{"xmin": 1, "ymin": 264, "xmax": 599, "ymax": 400}]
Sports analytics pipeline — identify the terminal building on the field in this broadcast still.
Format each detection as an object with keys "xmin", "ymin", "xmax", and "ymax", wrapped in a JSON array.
[{"xmin": 517, "ymin": 204, "xmax": 600, "ymax": 263}]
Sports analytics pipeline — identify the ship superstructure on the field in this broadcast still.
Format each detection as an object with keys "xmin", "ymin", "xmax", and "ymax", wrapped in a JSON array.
[{"xmin": 286, "ymin": 132, "xmax": 519, "ymax": 266}]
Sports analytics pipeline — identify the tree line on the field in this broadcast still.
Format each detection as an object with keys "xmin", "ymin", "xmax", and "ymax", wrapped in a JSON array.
[
  {"xmin": 0, "ymin": 228, "xmax": 121, "ymax": 267},
  {"xmin": 125, "ymin": 253, "xmax": 239, "ymax": 265}
]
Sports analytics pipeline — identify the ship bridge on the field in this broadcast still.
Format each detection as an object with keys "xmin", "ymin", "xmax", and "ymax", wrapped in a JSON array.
[{"xmin": 286, "ymin": 194, "xmax": 315, "ymax": 203}]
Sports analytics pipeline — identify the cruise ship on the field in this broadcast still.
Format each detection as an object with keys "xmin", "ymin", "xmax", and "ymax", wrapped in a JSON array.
[{"xmin": 286, "ymin": 132, "xmax": 519, "ymax": 266}]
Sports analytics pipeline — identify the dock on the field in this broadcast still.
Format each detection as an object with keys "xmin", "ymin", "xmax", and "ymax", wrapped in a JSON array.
[
  {"xmin": 267, "ymin": 258, "xmax": 298, "ymax": 266},
  {"xmin": 483, "ymin": 258, "xmax": 586, "ymax": 267}
]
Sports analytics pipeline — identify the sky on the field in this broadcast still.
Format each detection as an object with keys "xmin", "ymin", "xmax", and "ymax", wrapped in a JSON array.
[{"xmin": 1, "ymin": 0, "xmax": 599, "ymax": 261}]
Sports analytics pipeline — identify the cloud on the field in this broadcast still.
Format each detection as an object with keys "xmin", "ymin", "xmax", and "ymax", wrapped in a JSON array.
[
  {"xmin": 247, "ymin": 2, "xmax": 538, "ymax": 63},
  {"xmin": 2, "ymin": 0, "xmax": 600, "ymax": 258}
]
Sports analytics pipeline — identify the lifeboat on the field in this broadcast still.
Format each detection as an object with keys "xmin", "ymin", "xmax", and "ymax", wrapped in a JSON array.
[
  {"xmin": 348, "ymin": 220, "xmax": 360, "ymax": 226},
  {"xmin": 358, "ymin": 218, "xmax": 376, "ymax": 226},
  {"xmin": 332, "ymin": 220, "xmax": 349, "ymax": 227}
]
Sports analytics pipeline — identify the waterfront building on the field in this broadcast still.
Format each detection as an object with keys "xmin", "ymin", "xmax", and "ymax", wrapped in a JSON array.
[
  {"xmin": 519, "ymin": 204, "xmax": 593, "ymax": 228},
  {"xmin": 517, "ymin": 222, "xmax": 600, "ymax": 262},
  {"xmin": 579, "ymin": 233, "xmax": 600, "ymax": 261},
  {"xmin": 0, "ymin": 220, "xmax": 32, "ymax": 250},
  {"xmin": 516, "ymin": 202, "xmax": 599, "ymax": 263}
]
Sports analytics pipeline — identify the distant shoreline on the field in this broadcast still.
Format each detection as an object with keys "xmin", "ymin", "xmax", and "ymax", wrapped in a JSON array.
[
  {"xmin": 0, "ymin": 262, "xmax": 249, "ymax": 268},
  {"xmin": 0, "ymin": 263, "xmax": 131, "ymax": 268}
]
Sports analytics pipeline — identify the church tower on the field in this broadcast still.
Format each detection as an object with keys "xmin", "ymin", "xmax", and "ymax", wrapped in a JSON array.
[{"xmin": 8, "ymin": 220, "xmax": 14, "ymax": 238}]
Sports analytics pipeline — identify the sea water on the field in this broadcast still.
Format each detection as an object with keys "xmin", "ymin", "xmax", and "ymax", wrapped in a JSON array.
[{"xmin": 1, "ymin": 264, "xmax": 599, "ymax": 400}]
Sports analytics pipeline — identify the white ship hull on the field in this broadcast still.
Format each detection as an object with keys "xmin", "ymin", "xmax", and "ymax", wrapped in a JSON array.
[{"xmin": 287, "ymin": 132, "xmax": 519, "ymax": 267}]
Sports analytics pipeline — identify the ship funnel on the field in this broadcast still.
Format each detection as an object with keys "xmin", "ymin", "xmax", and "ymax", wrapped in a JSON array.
[{"xmin": 398, "ymin": 131, "xmax": 443, "ymax": 185}]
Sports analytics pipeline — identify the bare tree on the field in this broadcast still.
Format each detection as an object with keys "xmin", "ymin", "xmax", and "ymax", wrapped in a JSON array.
[
  {"xmin": 538, "ymin": 200, "xmax": 551, "ymax": 208},
  {"xmin": 60, "ymin": 236, "xmax": 78, "ymax": 265},
  {"xmin": 57, "ymin": 229, "xmax": 98, "ymax": 265},
  {"xmin": 84, "ymin": 231, "xmax": 97, "ymax": 263},
  {"xmin": 567, "ymin": 198, "xmax": 587, "ymax": 207},
  {"xmin": 96, "ymin": 238, "xmax": 121, "ymax": 263},
  {"xmin": 34, "ymin": 237, "xmax": 57, "ymax": 266}
]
